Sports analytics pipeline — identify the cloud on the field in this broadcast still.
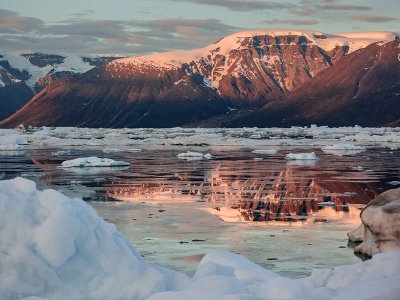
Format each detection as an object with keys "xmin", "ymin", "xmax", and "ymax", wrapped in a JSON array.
[
  {"xmin": 351, "ymin": 15, "xmax": 397, "ymax": 23},
  {"xmin": 173, "ymin": 0, "xmax": 292, "ymax": 12},
  {"xmin": 0, "ymin": 9, "xmax": 43, "ymax": 33},
  {"xmin": 0, "ymin": 10, "xmax": 240, "ymax": 55},
  {"xmin": 263, "ymin": 18, "xmax": 319, "ymax": 25},
  {"xmin": 175, "ymin": 0, "xmax": 371, "ymax": 15},
  {"xmin": 290, "ymin": 0, "xmax": 371, "ymax": 16},
  {"xmin": 70, "ymin": 10, "xmax": 96, "ymax": 18}
]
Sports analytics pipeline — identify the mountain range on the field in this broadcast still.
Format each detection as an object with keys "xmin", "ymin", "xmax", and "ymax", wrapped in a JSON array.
[{"xmin": 0, "ymin": 30, "xmax": 399, "ymax": 128}]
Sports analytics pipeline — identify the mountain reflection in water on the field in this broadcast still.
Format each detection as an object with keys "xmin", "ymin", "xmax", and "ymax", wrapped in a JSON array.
[{"xmin": 103, "ymin": 155, "xmax": 389, "ymax": 223}]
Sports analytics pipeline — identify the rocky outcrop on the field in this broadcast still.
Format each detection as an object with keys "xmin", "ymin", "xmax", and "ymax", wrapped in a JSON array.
[{"xmin": 348, "ymin": 188, "xmax": 400, "ymax": 256}]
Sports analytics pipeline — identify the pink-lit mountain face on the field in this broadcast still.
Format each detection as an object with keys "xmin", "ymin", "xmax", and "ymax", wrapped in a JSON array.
[
  {"xmin": 232, "ymin": 39, "xmax": 400, "ymax": 127},
  {"xmin": 1, "ymin": 30, "xmax": 398, "ymax": 128}
]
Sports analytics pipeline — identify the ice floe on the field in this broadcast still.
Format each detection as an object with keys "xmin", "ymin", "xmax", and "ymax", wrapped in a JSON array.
[
  {"xmin": 177, "ymin": 151, "xmax": 212, "ymax": 160},
  {"xmin": 252, "ymin": 149, "xmax": 278, "ymax": 155},
  {"xmin": 1, "ymin": 177, "xmax": 400, "ymax": 300},
  {"xmin": 60, "ymin": 157, "xmax": 130, "ymax": 168},
  {"xmin": 286, "ymin": 152, "xmax": 318, "ymax": 160}
]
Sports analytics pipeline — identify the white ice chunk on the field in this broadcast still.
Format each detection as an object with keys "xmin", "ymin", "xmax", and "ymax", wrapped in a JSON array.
[
  {"xmin": 286, "ymin": 152, "xmax": 318, "ymax": 160},
  {"xmin": 177, "ymin": 152, "xmax": 212, "ymax": 160},
  {"xmin": 60, "ymin": 156, "xmax": 130, "ymax": 168}
]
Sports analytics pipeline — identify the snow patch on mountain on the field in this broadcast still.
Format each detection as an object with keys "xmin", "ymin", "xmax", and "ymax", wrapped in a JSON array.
[{"xmin": 0, "ymin": 53, "xmax": 93, "ymax": 90}]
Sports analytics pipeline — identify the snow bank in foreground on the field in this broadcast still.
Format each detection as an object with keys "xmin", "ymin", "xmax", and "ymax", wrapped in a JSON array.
[
  {"xmin": 177, "ymin": 151, "xmax": 212, "ymax": 160},
  {"xmin": 322, "ymin": 144, "xmax": 365, "ymax": 156},
  {"xmin": 348, "ymin": 188, "xmax": 400, "ymax": 257},
  {"xmin": 0, "ymin": 177, "xmax": 185, "ymax": 300},
  {"xmin": 60, "ymin": 156, "xmax": 130, "ymax": 168},
  {"xmin": 1, "ymin": 178, "xmax": 400, "ymax": 300},
  {"xmin": 286, "ymin": 152, "xmax": 318, "ymax": 160}
]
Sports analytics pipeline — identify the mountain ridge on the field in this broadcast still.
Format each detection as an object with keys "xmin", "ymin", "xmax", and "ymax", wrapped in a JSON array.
[
  {"xmin": 0, "ymin": 53, "xmax": 122, "ymax": 120},
  {"xmin": 1, "ymin": 29, "xmax": 398, "ymax": 128}
]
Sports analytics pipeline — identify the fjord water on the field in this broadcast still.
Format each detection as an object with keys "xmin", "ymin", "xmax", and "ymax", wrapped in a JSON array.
[{"xmin": 1, "ymin": 128, "xmax": 399, "ymax": 277}]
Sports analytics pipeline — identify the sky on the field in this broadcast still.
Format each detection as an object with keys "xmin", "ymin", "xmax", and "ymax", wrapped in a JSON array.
[{"xmin": 0, "ymin": 0, "xmax": 398, "ymax": 55}]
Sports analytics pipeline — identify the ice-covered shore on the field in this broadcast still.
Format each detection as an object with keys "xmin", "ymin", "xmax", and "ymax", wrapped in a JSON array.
[
  {"xmin": 0, "ymin": 126, "xmax": 399, "ymax": 149},
  {"xmin": 1, "ymin": 177, "xmax": 400, "ymax": 300}
]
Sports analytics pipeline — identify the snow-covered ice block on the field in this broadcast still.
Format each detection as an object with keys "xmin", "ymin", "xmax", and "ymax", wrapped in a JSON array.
[
  {"xmin": 60, "ymin": 156, "xmax": 130, "ymax": 168},
  {"xmin": 286, "ymin": 152, "xmax": 318, "ymax": 160},
  {"xmin": 348, "ymin": 188, "xmax": 400, "ymax": 256}
]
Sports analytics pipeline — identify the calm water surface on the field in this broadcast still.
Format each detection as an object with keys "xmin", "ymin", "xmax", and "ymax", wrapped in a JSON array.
[{"xmin": 1, "ymin": 143, "xmax": 399, "ymax": 277}]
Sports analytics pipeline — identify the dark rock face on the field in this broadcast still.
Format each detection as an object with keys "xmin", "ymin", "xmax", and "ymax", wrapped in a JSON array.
[
  {"xmin": 0, "ymin": 33, "xmax": 348, "ymax": 128},
  {"xmin": 0, "ymin": 82, "xmax": 34, "ymax": 120},
  {"xmin": 231, "ymin": 40, "xmax": 400, "ymax": 127},
  {"xmin": 21, "ymin": 53, "xmax": 65, "ymax": 68}
]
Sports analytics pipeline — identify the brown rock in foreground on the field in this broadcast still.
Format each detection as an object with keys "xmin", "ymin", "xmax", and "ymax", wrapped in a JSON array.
[{"xmin": 348, "ymin": 187, "xmax": 400, "ymax": 256}]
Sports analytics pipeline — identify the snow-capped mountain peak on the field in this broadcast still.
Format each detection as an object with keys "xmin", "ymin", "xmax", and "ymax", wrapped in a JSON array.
[{"xmin": 107, "ymin": 29, "xmax": 397, "ymax": 93}]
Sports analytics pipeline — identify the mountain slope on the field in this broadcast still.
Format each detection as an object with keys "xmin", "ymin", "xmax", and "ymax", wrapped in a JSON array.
[
  {"xmin": 230, "ymin": 39, "xmax": 400, "ymax": 127},
  {"xmin": 1, "ymin": 30, "xmax": 397, "ymax": 128},
  {"xmin": 0, "ymin": 53, "xmax": 121, "ymax": 121}
]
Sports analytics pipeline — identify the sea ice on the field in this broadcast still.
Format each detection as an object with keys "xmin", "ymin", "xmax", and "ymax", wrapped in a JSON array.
[{"xmin": 60, "ymin": 157, "xmax": 130, "ymax": 168}]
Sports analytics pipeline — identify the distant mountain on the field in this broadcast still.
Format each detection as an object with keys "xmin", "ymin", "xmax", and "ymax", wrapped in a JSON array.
[
  {"xmin": 0, "ymin": 30, "xmax": 398, "ymax": 128},
  {"xmin": 231, "ymin": 39, "xmax": 400, "ymax": 127},
  {"xmin": 0, "ymin": 53, "xmax": 121, "ymax": 120}
]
